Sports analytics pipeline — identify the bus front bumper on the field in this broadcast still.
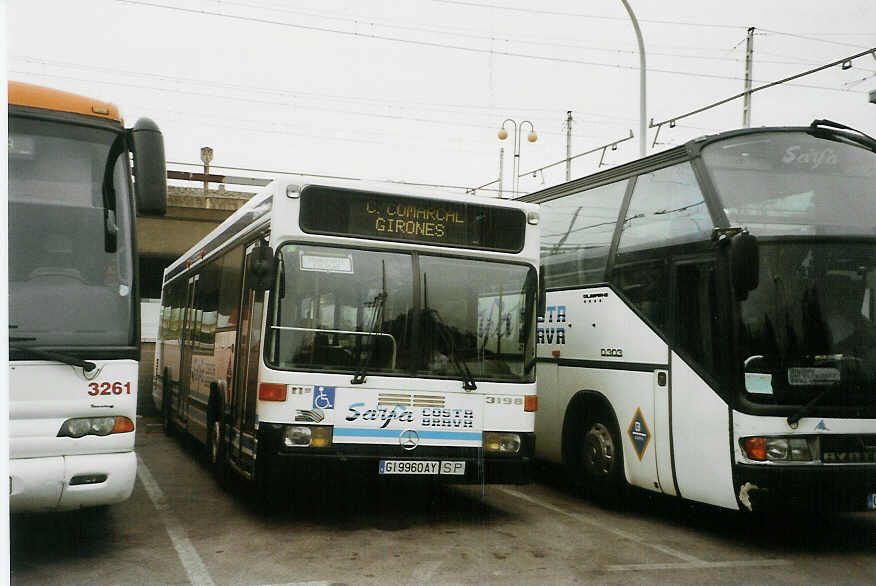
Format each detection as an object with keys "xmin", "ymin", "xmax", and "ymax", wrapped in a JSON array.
[
  {"xmin": 10, "ymin": 452, "xmax": 137, "ymax": 512},
  {"xmin": 735, "ymin": 463, "xmax": 876, "ymax": 512},
  {"xmin": 263, "ymin": 429, "xmax": 535, "ymax": 485}
]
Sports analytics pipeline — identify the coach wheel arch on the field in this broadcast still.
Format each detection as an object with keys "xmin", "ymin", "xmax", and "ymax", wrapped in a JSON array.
[{"xmin": 561, "ymin": 390, "xmax": 626, "ymax": 500}]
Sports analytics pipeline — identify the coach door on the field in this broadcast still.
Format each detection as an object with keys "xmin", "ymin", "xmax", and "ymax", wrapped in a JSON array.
[
  {"xmin": 230, "ymin": 243, "xmax": 266, "ymax": 478},
  {"xmin": 668, "ymin": 257, "xmax": 736, "ymax": 508},
  {"xmin": 178, "ymin": 274, "xmax": 199, "ymax": 429}
]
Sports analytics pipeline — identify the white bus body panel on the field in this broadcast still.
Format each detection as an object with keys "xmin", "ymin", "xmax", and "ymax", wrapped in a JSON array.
[
  {"xmin": 670, "ymin": 352, "xmax": 738, "ymax": 509},
  {"xmin": 536, "ymin": 287, "xmax": 739, "ymax": 508},
  {"xmin": 535, "ymin": 287, "xmax": 666, "ymax": 492},
  {"xmin": 9, "ymin": 360, "xmax": 138, "ymax": 512},
  {"xmin": 257, "ymin": 368, "xmax": 536, "ymax": 440}
]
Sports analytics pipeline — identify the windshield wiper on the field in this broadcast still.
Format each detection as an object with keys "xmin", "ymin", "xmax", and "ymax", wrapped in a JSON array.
[
  {"xmin": 808, "ymin": 119, "xmax": 876, "ymax": 152},
  {"xmin": 10, "ymin": 344, "xmax": 96, "ymax": 372},
  {"xmin": 425, "ymin": 307, "xmax": 477, "ymax": 391},
  {"xmin": 351, "ymin": 261, "xmax": 387, "ymax": 385}
]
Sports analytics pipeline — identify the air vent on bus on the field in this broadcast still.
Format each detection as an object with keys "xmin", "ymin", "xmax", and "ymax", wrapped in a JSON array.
[{"xmin": 378, "ymin": 393, "xmax": 445, "ymax": 408}]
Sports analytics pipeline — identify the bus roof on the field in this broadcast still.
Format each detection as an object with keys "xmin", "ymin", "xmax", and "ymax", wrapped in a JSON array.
[{"xmin": 8, "ymin": 81, "xmax": 122, "ymax": 123}]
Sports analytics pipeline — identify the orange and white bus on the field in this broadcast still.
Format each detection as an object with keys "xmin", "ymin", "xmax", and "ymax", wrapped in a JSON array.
[{"xmin": 8, "ymin": 81, "xmax": 166, "ymax": 511}]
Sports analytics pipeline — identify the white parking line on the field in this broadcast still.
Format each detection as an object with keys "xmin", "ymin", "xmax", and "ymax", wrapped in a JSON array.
[
  {"xmin": 137, "ymin": 456, "xmax": 216, "ymax": 586},
  {"xmin": 498, "ymin": 487, "xmax": 789, "ymax": 571},
  {"xmin": 607, "ymin": 560, "xmax": 792, "ymax": 571}
]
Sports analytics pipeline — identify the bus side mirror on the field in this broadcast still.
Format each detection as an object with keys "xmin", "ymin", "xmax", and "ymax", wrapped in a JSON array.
[
  {"xmin": 538, "ymin": 265, "xmax": 547, "ymax": 317},
  {"xmin": 248, "ymin": 243, "xmax": 275, "ymax": 291},
  {"xmin": 130, "ymin": 118, "xmax": 167, "ymax": 216},
  {"xmin": 730, "ymin": 231, "xmax": 759, "ymax": 300}
]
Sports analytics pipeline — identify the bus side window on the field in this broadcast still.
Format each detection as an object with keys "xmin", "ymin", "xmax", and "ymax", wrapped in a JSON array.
[
  {"xmin": 674, "ymin": 262, "xmax": 722, "ymax": 380},
  {"xmin": 612, "ymin": 259, "xmax": 667, "ymax": 331},
  {"xmin": 539, "ymin": 180, "xmax": 628, "ymax": 289}
]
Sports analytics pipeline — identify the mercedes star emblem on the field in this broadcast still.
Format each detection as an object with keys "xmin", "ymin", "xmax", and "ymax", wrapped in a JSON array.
[{"xmin": 399, "ymin": 429, "xmax": 420, "ymax": 450}]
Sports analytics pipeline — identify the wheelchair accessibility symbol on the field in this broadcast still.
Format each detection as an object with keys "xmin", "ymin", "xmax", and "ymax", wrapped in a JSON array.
[{"xmin": 313, "ymin": 386, "xmax": 335, "ymax": 409}]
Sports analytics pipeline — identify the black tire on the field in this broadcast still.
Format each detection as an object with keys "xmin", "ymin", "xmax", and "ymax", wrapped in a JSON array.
[
  {"xmin": 206, "ymin": 410, "xmax": 229, "ymax": 487},
  {"xmin": 574, "ymin": 409, "xmax": 624, "ymax": 503},
  {"xmin": 162, "ymin": 384, "xmax": 176, "ymax": 437}
]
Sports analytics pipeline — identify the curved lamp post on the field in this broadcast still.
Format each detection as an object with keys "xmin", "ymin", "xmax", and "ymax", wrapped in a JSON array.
[
  {"xmin": 498, "ymin": 119, "xmax": 537, "ymax": 198},
  {"xmin": 619, "ymin": 0, "xmax": 647, "ymax": 157}
]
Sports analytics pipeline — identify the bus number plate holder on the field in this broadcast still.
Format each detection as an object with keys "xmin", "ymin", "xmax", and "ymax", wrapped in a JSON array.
[{"xmin": 379, "ymin": 460, "xmax": 465, "ymax": 475}]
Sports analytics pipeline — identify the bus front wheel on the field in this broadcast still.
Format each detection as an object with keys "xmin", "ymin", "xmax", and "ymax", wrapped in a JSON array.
[{"xmin": 577, "ymin": 413, "xmax": 624, "ymax": 502}]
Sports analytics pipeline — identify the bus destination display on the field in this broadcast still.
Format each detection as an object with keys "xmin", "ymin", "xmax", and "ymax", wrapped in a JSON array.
[{"xmin": 299, "ymin": 186, "xmax": 525, "ymax": 252}]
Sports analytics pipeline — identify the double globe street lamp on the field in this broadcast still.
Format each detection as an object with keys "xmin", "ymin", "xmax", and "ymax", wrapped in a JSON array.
[{"xmin": 498, "ymin": 118, "xmax": 537, "ymax": 198}]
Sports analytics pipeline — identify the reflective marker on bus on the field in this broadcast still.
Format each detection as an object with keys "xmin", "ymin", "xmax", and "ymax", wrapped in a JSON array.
[{"xmin": 519, "ymin": 120, "xmax": 876, "ymax": 513}]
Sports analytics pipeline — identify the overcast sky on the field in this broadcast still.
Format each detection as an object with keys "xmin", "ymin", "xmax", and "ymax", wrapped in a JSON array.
[{"xmin": 7, "ymin": 0, "xmax": 876, "ymax": 196}]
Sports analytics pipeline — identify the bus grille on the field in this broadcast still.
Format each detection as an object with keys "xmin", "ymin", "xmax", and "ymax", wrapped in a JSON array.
[{"xmin": 378, "ymin": 393, "xmax": 445, "ymax": 408}]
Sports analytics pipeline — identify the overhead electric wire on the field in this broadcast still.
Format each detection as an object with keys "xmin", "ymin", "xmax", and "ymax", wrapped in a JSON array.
[
  {"xmin": 195, "ymin": 0, "xmax": 834, "ymax": 68},
  {"xmin": 9, "ymin": 68, "xmax": 573, "ymax": 137},
  {"xmin": 432, "ymin": 0, "xmax": 750, "ymax": 30},
  {"xmin": 166, "ymin": 160, "xmax": 500, "ymax": 193},
  {"xmin": 10, "ymin": 55, "xmax": 636, "ymax": 125},
  {"xmin": 117, "ymin": 0, "xmax": 846, "ymax": 85},
  {"xmin": 759, "ymin": 27, "xmax": 874, "ymax": 50},
  {"xmin": 650, "ymin": 46, "xmax": 876, "ymax": 129}
]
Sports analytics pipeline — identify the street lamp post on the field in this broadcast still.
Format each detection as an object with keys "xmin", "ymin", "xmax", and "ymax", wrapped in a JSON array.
[
  {"xmin": 619, "ymin": 0, "xmax": 647, "ymax": 157},
  {"xmin": 498, "ymin": 119, "xmax": 537, "ymax": 198},
  {"xmin": 200, "ymin": 146, "xmax": 214, "ymax": 196}
]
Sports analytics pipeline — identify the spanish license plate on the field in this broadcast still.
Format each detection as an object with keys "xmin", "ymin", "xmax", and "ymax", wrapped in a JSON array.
[
  {"xmin": 378, "ymin": 460, "xmax": 466, "ymax": 475},
  {"xmin": 867, "ymin": 493, "xmax": 876, "ymax": 510}
]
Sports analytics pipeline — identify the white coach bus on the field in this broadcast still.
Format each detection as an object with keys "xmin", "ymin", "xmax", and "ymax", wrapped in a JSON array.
[
  {"xmin": 8, "ymin": 82, "xmax": 166, "ymax": 511},
  {"xmin": 519, "ymin": 121, "xmax": 876, "ymax": 512},
  {"xmin": 154, "ymin": 178, "xmax": 541, "ymax": 500}
]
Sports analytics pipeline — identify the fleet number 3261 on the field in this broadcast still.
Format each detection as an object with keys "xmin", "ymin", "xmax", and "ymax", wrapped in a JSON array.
[{"xmin": 88, "ymin": 382, "xmax": 133, "ymax": 396}]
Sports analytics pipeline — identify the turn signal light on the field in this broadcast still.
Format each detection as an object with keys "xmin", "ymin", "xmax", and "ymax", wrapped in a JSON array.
[
  {"xmin": 524, "ymin": 395, "xmax": 538, "ymax": 412},
  {"xmin": 258, "ymin": 383, "xmax": 287, "ymax": 401},
  {"xmin": 112, "ymin": 416, "xmax": 135, "ymax": 434},
  {"xmin": 742, "ymin": 437, "xmax": 767, "ymax": 461}
]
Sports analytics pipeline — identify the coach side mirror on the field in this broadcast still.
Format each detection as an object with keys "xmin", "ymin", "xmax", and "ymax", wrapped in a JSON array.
[
  {"xmin": 130, "ymin": 118, "xmax": 167, "ymax": 215},
  {"xmin": 538, "ymin": 265, "xmax": 547, "ymax": 316},
  {"xmin": 248, "ymin": 242, "xmax": 275, "ymax": 291},
  {"xmin": 730, "ymin": 231, "xmax": 759, "ymax": 300}
]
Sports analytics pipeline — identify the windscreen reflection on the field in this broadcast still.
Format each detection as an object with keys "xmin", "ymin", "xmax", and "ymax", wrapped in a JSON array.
[{"xmin": 266, "ymin": 244, "xmax": 536, "ymax": 383}]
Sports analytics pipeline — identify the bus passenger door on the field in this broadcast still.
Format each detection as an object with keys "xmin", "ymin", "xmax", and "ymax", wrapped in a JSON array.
[
  {"xmin": 178, "ymin": 275, "xmax": 199, "ymax": 428},
  {"xmin": 668, "ymin": 258, "xmax": 737, "ymax": 509},
  {"xmin": 230, "ymin": 244, "xmax": 266, "ymax": 478}
]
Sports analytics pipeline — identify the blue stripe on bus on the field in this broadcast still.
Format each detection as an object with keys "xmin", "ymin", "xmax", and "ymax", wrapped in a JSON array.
[{"xmin": 333, "ymin": 427, "xmax": 482, "ymax": 442}]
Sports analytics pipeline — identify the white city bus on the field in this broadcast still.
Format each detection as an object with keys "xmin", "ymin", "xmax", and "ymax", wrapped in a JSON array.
[
  {"xmin": 520, "ymin": 120, "xmax": 876, "ymax": 512},
  {"xmin": 154, "ymin": 178, "xmax": 541, "ymax": 500},
  {"xmin": 8, "ymin": 82, "xmax": 167, "ymax": 512}
]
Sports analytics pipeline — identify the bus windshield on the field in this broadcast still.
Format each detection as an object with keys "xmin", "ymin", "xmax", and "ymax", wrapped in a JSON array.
[
  {"xmin": 702, "ymin": 130, "xmax": 876, "ymax": 237},
  {"xmin": 266, "ymin": 244, "xmax": 537, "ymax": 383},
  {"xmin": 8, "ymin": 116, "xmax": 135, "ymax": 349},
  {"xmin": 738, "ymin": 242, "xmax": 876, "ymax": 409}
]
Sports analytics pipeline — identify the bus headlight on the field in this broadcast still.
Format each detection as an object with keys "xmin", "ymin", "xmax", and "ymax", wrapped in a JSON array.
[
  {"xmin": 57, "ymin": 416, "xmax": 134, "ymax": 438},
  {"xmin": 283, "ymin": 425, "xmax": 332, "ymax": 448},
  {"xmin": 484, "ymin": 432, "xmax": 521, "ymax": 454},
  {"xmin": 741, "ymin": 436, "xmax": 817, "ymax": 462}
]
